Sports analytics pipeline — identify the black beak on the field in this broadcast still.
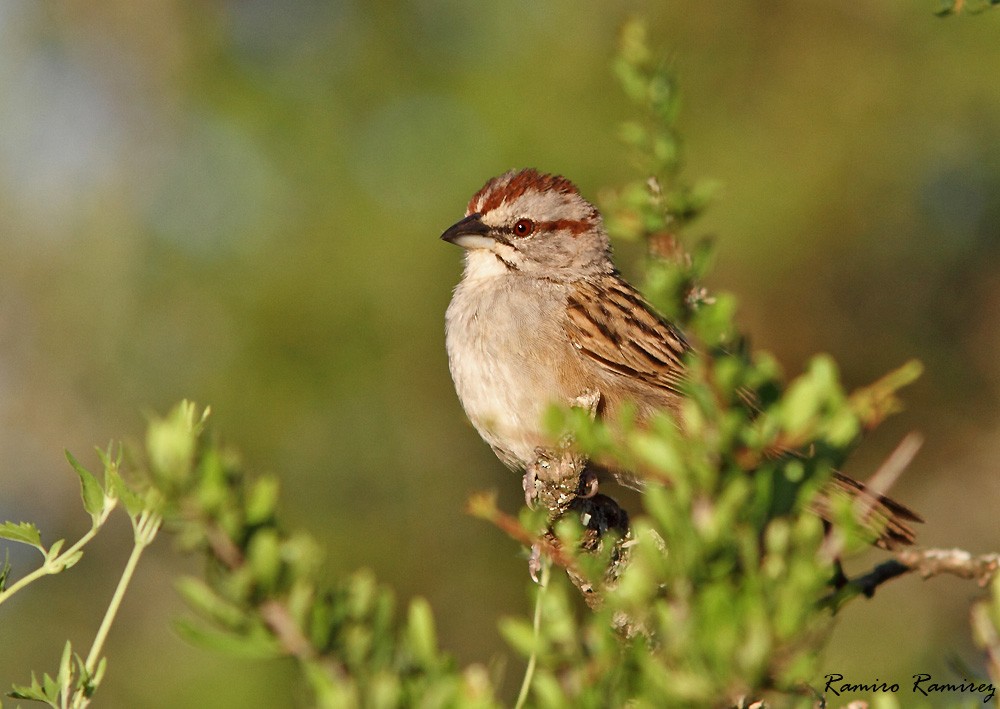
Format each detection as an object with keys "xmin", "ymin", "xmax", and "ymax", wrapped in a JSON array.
[{"xmin": 440, "ymin": 213, "xmax": 494, "ymax": 249}]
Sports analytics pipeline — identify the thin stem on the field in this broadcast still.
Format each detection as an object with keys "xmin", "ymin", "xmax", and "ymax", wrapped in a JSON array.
[
  {"xmin": 82, "ymin": 510, "xmax": 161, "ymax": 677},
  {"xmin": 0, "ymin": 503, "xmax": 116, "ymax": 606},
  {"xmin": 60, "ymin": 504, "xmax": 117, "ymax": 564},
  {"xmin": 514, "ymin": 558, "xmax": 551, "ymax": 709}
]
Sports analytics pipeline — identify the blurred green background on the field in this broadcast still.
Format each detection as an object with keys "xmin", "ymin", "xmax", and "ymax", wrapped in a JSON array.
[{"xmin": 1, "ymin": 2, "xmax": 998, "ymax": 706}]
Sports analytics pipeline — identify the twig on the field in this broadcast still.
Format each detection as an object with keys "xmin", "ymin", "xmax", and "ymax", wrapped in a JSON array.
[
  {"xmin": 202, "ymin": 521, "xmax": 348, "ymax": 678},
  {"xmin": 467, "ymin": 493, "xmax": 582, "ymax": 574},
  {"xmin": 83, "ymin": 510, "xmax": 162, "ymax": 676},
  {"xmin": 259, "ymin": 600, "xmax": 316, "ymax": 660},
  {"xmin": 894, "ymin": 547, "xmax": 1000, "ymax": 585},
  {"xmin": 824, "ymin": 547, "xmax": 1000, "ymax": 610},
  {"xmin": 205, "ymin": 525, "xmax": 245, "ymax": 571}
]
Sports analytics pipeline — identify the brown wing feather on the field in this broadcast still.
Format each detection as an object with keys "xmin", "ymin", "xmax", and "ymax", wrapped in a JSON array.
[
  {"xmin": 564, "ymin": 274, "xmax": 689, "ymax": 396},
  {"xmin": 810, "ymin": 471, "xmax": 924, "ymax": 550},
  {"xmin": 565, "ymin": 275, "xmax": 922, "ymax": 549}
]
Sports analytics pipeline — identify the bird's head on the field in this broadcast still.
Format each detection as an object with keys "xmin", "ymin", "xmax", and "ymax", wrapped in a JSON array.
[{"xmin": 441, "ymin": 169, "xmax": 613, "ymax": 279}]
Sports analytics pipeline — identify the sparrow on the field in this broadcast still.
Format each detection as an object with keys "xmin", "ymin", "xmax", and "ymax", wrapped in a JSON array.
[{"xmin": 442, "ymin": 168, "xmax": 921, "ymax": 549}]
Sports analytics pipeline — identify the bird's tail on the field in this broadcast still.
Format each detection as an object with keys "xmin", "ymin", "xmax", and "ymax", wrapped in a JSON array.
[{"xmin": 812, "ymin": 471, "xmax": 923, "ymax": 550}]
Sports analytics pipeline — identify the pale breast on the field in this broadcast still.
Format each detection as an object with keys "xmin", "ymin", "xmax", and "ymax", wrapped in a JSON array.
[{"xmin": 445, "ymin": 274, "xmax": 577, "ymax": 469}]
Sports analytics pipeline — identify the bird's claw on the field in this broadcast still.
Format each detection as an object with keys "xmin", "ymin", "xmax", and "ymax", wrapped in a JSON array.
[
  {"xmin": 528, "ymin": 544, "xmax": 542, "ymax": 583},
  {"xmin": 523, "ymin": 466, "xmax": 539, "ymax": 507},
  {"xmin": 579, "ymin": 468, "xmax": 599, "ymax": 498}
]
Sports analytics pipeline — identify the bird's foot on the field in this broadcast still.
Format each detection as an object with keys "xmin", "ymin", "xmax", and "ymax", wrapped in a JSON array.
[
  {"xmin": 528, "ymin": 544, "xmax": 543, "ymax": 583},
  {"xmin": 578, "ymin": 468, "xmax": 599, "ymax": 498},
  {"xmin": 522, "ymin": 465, "xmax": 540, "ymax": 507}
]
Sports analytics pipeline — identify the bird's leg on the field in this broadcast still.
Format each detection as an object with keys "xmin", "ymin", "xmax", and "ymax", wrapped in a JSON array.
[
  {"xmin": 527, "ymin": 447, "xmax": 583, "ymax": 514},
  {"xmin": 523, "ymin": 389, "xmax": 634, "ymax": 594},
  {"xmin": 564, "ymin": 389, "xmax": 601, "ymax": 500},
  {"xmin": 525, "ymin": 389, "xmax": 604, "ymax": 513}
]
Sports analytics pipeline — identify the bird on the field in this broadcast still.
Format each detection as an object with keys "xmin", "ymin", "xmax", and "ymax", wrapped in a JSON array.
[{"xmin": 441, "ymin": 168, "xmax": 921, "ymax": 549}]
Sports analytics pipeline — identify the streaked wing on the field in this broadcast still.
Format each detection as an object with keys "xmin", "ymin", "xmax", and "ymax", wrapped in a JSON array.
[
  {"xmin": 564, "ymin": 274, "xmax": 689, "ymax": 395},
  {"xmin": 810, "ymin": 471, "xmax": 923, "ymax": 550}
]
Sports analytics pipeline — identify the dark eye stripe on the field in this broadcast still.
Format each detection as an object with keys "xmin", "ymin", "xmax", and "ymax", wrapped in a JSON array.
[
  {"xmin": 499, "ymin": 218, "xmax": 592, "ymax": 237},
  {"xmin": 537, "ymin": 219, "xmax": 591, "ymax": 234}
]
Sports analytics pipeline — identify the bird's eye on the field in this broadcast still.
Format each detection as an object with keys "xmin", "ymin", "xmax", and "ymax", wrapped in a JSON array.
[{"xmin": 513, "ymin": 219, "xmax": 535, "ymax": 237}]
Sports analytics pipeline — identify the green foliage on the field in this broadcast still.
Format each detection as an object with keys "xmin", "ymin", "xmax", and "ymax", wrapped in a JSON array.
[
  {"xmin": 603, "ymin": 20, "xmax": 719, "ymax": 266},
  {"xmin": 1, "ymin": 442, "xmax": 160, "ymax": 708},
  {"xmin": 466, "ymin": 23, "xmax": 940, "ymax": 708},
  {"xmin": 8, "ymin": 642, "xmax": 106, "ymax": 709},
  {"xmin": 142, "ymin": 403, "xmax": 498, "ymax": 708},
  {"xmin": 2, "ymin": 403, "xmax": 502, "ymax": 708},
  {"xmin": 535, "ymin": 351, "xmax": 920, "ymax": 705},
  {"xmin": 0, "ymin": 444, "xmax": 128, "ymax": 608},
  {"xmin": 505, "ymin": 20, "xmax": 931, "ymax": 707}
]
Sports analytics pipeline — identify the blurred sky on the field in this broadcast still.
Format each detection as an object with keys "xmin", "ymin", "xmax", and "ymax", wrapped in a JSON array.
[{"xmin": 1, "ymin": 1, "xmax": 999, "ymax": 706}]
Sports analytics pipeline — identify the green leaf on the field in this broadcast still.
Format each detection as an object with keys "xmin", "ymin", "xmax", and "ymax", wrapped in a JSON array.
[
  {"xmin": 629, "ymin": 431, "xmax": 682, "ymax": 474},
  {"xmin": 46, "ymin": 539, "xmax": 65, "ymax": 559},
  {"xmin": 90, "ymin": 656, "xmax": 108, "ymax": 691},
  {"xmin": 245, "ymin": 475, "xmax": 280, "ymax": 525},
  {"xmin": 41, "ymin": 672, "xmax": 60, "ymax": 704},
  {"xmin": 531, "ymin": 671, "xmax": 565, "ymax": 709},
  {"xmin": 174, "ymin": 576, "xmax": 249, "ymax": 630},
  {"xmin": 0, "ymin": 521, "xmax": 44, "ymax": 552},
  {"xmin": 247, "ymin": 529, "xmax": 282, "ymax": 592},
  {"xmin": 104, "ymin": 465, "xmax": 146, "ymax": 517},
  {"xmin": 617, "ymin": 18, "xmax": 651, "ymax": 67},
  {"xmin": 618, "ymin": 120, "xmax": 648, "ymax": 149},
  {"xmin": 405, "ymin": 597, "xmax": 438, "ymax": 667},
  {"xmin": 778, "ymin": 356, "xmax": 839, "ymax": 437},
  {"xmin": 45, "ymin": 552, "xmax": 83, "ymax": 574},
  {"xmin": 65, "ymin": 450, "xmax": 105, "ymax": 520},
  {"xmin": 57, "ymin": 642, "xmax": 72, "ymax": 693},
  {"xmin": 10, "ymin": 670, "xmax": 60, "ymax": 706},
  {"xmin": 875, "ymin": 358, "xmax": 924, "ymax": 392},
  {"xmin": 172, "ymin": 618, "xmax": 283, "ymax": 659},
  {"xmin": 146, "ymin": 401, "xmax": 209, "ymax": 486},
  {"xmin": 53, "ymin": 550, "xmax": 84, "ymax": 572},
  {"xmin": 825, "ymin": 408, "xmax": 860, "ymax": 447},
  {"xmin": 498, "ymin": 617, "xmax": 539, "ymax": 658}
]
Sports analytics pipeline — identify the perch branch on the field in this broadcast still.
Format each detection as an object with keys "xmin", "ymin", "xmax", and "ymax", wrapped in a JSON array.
[{"xmin": 824, "ymin": 547, "xmax": 1000, "ymax": 610}]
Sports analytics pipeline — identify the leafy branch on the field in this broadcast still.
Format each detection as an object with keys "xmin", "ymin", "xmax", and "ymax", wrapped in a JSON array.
[
  {"xmin": 0, "ymin": 454, "xmax": 116, "ymax": 607},
  {"xmin": 139, "ymin": 402, "xmax": 496, "ymax": 708},
  {"xmin": 2, "ymin": 447, "xmax": 162, "ymax": 708}
]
